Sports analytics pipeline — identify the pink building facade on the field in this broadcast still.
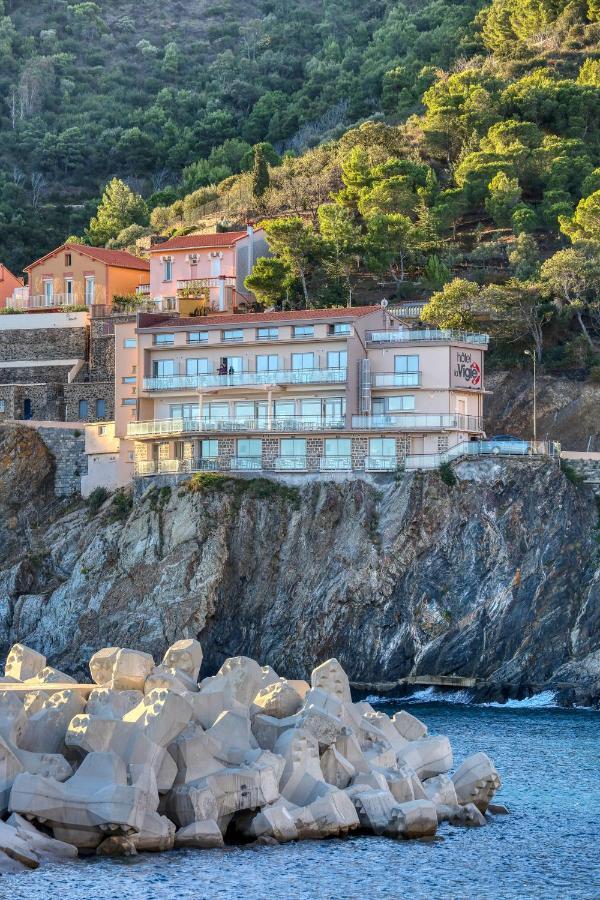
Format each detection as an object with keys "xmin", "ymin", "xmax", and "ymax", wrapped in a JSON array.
[
  {"xmin": 148, "ymin": 226, "xmax": 269, "ymax": 312},
  {"xmin": 114, "ymin": 306, "xmax": 489, "ymax": 477}
]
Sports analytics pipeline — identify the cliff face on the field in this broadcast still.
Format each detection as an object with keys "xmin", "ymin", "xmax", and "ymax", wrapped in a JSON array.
[
  {"xmin": 485, "ymin": 370, "xmax": 600, "ymax": 451},
  {"xmin": 1, "ymin": 425, "xmax": 598, "ymax": 707}
]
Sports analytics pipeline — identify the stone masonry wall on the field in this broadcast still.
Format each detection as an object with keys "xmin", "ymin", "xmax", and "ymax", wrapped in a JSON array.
[
  {"xmin": 0, "ymin": 384, "xmax": 65, "ymax": 421},
  {"xmin": 0, "ymin": 327, "xmax": 87, "ymax": 363},
  {"xmin": 89, "ymin": 321, "xmax": 115, "ymax": 381},
  {"xmin": 0, "ymin": 365, "xmax": 74, "ymax": 385},
  {"xmin": 36, "ymin": 426, "xmax": 87, "ymax": 496},
  {"xmin": 64, "ymin": 382, "xmax": 114, "ymax": 422}
]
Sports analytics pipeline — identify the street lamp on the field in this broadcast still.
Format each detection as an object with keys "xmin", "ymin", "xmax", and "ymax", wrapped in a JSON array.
[{"xmin": 524, "ymin": 349, "xmax": 537, "ymax": 445}]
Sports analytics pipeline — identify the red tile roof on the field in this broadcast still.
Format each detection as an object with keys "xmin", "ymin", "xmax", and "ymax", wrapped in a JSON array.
[
  {"xmin": 149, "ymin": 232, "xmax": 248, "ymax": 252},
  {"xmin": 25, "ymin": 243, "xmax": 149, "ymax": 271},
  {"xmin": 139, "ymin": 306, "xmax": 380, "ymax": 330}
]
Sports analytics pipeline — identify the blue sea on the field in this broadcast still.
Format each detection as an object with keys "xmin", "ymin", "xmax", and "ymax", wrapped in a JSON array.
[{"xmin": 5, "ymin": 692, "xmax": 599, "ymax": 900}]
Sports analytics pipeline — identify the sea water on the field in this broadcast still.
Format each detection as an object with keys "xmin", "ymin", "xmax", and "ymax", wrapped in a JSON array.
[{"xmin": 5, "ymin": 697, "xmax": 599, "ymax": 900}]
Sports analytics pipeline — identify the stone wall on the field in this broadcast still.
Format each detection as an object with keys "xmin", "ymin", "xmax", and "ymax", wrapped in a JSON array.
[
  {"xmin": 0, "ymin": 384, "xmax": 65, "ymax": 422},
  {"xmin": 0, "ymin": 326, "xmax": 87, "ymax": 363},
  {"xmin": 0, "ymin": 364, "xmax": 76, "ymax": 385},
  {"xmin": 36, "ymin": 426, "xmax": 87, "ymax": 496},
  {"xmin": 89, "ymin": 320, "xmax": 115, "ymax": 381},
  {"xmin": 64, "ymin": 382, "xmax": 114, "ymax": 422}
]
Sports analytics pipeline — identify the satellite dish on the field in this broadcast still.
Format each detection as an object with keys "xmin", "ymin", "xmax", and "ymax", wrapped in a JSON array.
[{"xmin": 380, "ymin": 298, "xmax": 388, "ymax": 308}]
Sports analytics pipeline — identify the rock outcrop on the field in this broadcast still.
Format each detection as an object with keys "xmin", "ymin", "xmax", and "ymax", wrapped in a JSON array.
[
  {"xmin": 0, "ymin": 640, "xmax": 502, "ymax": 871},
  {"xmin": 0, "ymin": 424, "xmax": 599, "ymax": 706}
]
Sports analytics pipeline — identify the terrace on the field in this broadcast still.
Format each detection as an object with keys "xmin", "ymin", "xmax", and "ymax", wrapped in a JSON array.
[
  {"xmin": 366, "ymin": 329, "xmax": 489, "ymax": 345},
  {"xmin": 142, "ymin": 368, "xmax": 348, "ymax": 392}
]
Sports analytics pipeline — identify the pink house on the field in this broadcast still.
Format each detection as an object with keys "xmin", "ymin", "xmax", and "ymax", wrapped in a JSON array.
[{"xmin": 148, "ymin": 226, "xmax": 269, "ymax": 312}]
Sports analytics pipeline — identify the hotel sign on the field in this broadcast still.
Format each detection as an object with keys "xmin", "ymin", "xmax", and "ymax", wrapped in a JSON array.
[{"xmin": 451, "ymin": 347, "xmax": 483, "ymax": 390}]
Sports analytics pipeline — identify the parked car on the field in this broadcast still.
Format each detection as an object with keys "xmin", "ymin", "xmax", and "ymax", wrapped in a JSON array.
[{"xmin": 481, "ymin": 435, "xmax": 531, "ymax": 455}]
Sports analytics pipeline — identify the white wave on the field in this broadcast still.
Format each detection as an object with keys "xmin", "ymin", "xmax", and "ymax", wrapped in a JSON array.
[
  {"xmin": 364, "ymin": 688, "xmax": 560, "ymax": 709},
  {"xmin": 481, "ymin": 690, "xmax": 558, "ymax": 709}
]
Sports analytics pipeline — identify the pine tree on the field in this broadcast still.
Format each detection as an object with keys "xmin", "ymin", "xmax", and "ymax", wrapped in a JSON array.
[{"xmin": 87, "ymin": 178, "xmax": 148, "ymax": 246}]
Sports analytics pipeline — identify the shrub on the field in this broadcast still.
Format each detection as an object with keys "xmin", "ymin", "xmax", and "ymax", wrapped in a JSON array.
[
  {"xmin": 110, "ymin": 489, "xmax": 133, "ymax": 521},
  {"xmin": 439, "ymin": 462, "xmax": 457, "ymax": 486},
  {"xmin": 560, "ymin": 459, "xmax": 583, "ymax": 485},
  {"xmin": 87, "ymin": 486, "xmax": 109, "ymax": 514}
]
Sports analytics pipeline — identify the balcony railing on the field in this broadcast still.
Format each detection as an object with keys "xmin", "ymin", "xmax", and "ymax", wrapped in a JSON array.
[
  {"xmin": 364, "ymin": 456, "xmax": 398, "ymax": 471},
  {"xmin": 352, "ymin": 413, "xmax": 483, "ymax": 432},
  {"xmin": 319, "ymin": 456, "xmax": 352, "ymax": 471},
  {"xmin": 230, "ymin": 457, "xmax": 262, "ymax": 471},
  {"xmin": 177, "ymin": 277, "xmax": 236, "ymax": 291},
  {"xmin": 136, "ymin": 284, "xmax": 151, "ymax": 295},
  {"xmin": 28, "ymin": 293, "xmax": 85, "ymax": 309},
  {"xmin": 128, "ymin": 415, "xmax": 346, "ymax": 438},
  {"xmin": 389, "ymin": 303, "xmax": 427, "ymax": 318},
  {"xmin": 366, "ymin": 329, "xmax": 489, "ymax": 345},
  {"xmin": 274, "ymin": 456, "xmax": 308, "ymax": 470},
  {"xmin": 142, "ymin": 368, "xmax": 347, "ymax": 391},
  {"xmin": 372, "ymin": 372, "xmax": 421, "ymax": 387}
]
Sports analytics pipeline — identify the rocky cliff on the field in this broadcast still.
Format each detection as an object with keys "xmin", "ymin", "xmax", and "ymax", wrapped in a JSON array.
[
  {"xmin": 485, "ymin": 370, "xmax": 600, "ymax": 450},
  {"xmin": 0, "ymin": 425, "xmax": 598, "ymax": 707}
]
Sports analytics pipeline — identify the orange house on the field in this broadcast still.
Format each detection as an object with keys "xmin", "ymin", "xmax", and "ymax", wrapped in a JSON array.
[
  {"xmin": 0, "ymin": 264, "xmax": 24, "ymax": 309},
  {"xmin": 24, "ymin": 243, "xmax": 150, "ymax": 312}
]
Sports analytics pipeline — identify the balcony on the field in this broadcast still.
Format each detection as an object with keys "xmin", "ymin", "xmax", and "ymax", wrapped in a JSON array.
[
  {"xmin": 136, "ymin": 284, "xmax": 150, "ymax": 295},
  {"xmin": 352, "ymin": 413, "xmax": 483, "ymax": 432},
  {"xmin": 319, "ymin": 456, "xmax": 352, "ymax": 471},
  {"xmin": 372, "ymin": 372, "xmax": 421, "ymax": 387},
  {"xmin": 273, "ymin": 456, "xmax": 307, "ymax": 471},
  {"xmin": 134, "ymin": 457, "xmax": 218, "ymax": 476},
  {"xmin": 177, "ymin": 277, "xmax": 236, "ymax": 292},
  {"xmin": 364, "ymin": 456, "xmax": 398, "ymax": 471},
  {"xmin": 389, "ymin": 303, "xmax": 427, "ymax": 319},
  {"xmin": 128, "ymin": 415, "xmax": 346, "ymax": 439},
  {"xmin": 366, "ymin": 329, "xmax": 489, "ymax": 345},
  {"xmin": 142, "ymin": 368, "xmax": 347, "ymax": 391},
  {"xmin": 230, "ymin": 457, "xmax": 262, "ymax": 471}
]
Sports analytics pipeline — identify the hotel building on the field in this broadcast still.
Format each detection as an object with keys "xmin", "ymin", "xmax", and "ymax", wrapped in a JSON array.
[{"xmin": 114, "ymin": 306, "xmax": 488, "ymax": 478}]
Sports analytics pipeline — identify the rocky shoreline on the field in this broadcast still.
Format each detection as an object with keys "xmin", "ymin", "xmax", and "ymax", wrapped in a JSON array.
[{"xmin": 0, "ymin": 639, "xmax": 503, "ymax": 873}]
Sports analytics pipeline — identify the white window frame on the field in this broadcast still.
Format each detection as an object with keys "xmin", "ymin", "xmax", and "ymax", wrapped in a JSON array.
[
  {"xmin": 43, "ymin": 279, "xmax": 53, "ymax": 306},
  {"xmin": 163, "ymin": 259, "xmax": 173, "ymax": 282},
  {"xmin": 84, "ymin": 276, "xmax": 95, "ymax": 306}
]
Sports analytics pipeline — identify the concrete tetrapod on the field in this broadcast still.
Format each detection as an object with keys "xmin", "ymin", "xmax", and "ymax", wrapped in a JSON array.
[{"xmin": 0, "ymin": 640, "xmax": 504, "ymax": 867}]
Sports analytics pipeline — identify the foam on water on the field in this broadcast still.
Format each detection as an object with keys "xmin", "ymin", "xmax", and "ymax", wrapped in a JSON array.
[{"xmin": 366, "ymin": 687, "xmax": 560, "ymax": 709}]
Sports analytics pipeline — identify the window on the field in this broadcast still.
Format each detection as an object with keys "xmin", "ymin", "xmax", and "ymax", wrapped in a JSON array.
[
  {"xmin": 274, "ymin": 400, "xmax": 295, "ymax": 418},
  {"xmin": 122, "ymin": 398, "xmax": 137, "ymax": 406},
  {"xmin": 188, "ymin": 332, "xmax": 208, "ymax": 344},
  {"xmin": 207, "ymin": 402, "xmax": 228, "ymax": 421},
  {"xmin": 0, "ymin": 400, "xmax": 5, "ymax": 413},
  {"xmin": 324, "ymin": 438, "xmax": 351, "ymax": 457},
  {"xmin": 200, "ymin": 439, "xmax": 218, "ymax": 460},
  {"xmin": 292, "ymin": 352, "xmax": 315, "ymax": 370},
  {"xmin": 65, "ymin": 253, "xmax": 71, "ymax": 266},
  {"xmin": 281, "ymin": 438, "xmax": 306, "ymax": 457},
  {"xmin": 223, "ymin": 329, "xmax": 243, "ymax": 342},
  {"xmin": 96, "ymin": 399, "xmax": 106, "ymax": 418},
  {"xmin": 98, "ymin": 425, "xmax": 107, "ymax": 436},
  {"xmin": 292, "ymin": 325, "xmax": 314, "ymax": 338},
  {"xmin": 219, "ymin": 356, "xmax": 243, "ymax": 374},
  {"xmin": 327, "ymin": 350, "xmax": 347, "ymax": 369},
  {"xmin": 237, "ymin": 438, "xmax": 262, "ymax": 458},
  {"xmin": 325, "ymin": 398, "xmax": 345, "ymax": 420},
  {"xmin": 256, "ymin": 354, "xmax": 279, "ymax": 372},
  {"xmin": 122, "ymin": 376, "xmax": 136, "ymax": 384},
  {"xmin": 64, "ymin": 278, "xmax": 74, "ymax": 301},
  {"xmin": 84, "ymin": 276, "xmax": 95, "ymax": 306},
  {"xmin": 329, "ymin": 323, "xmax": 351, "ymax": 335},
  {"xmin": 163, "ymin": 259, "xmax": 173, "ymax": 282},
  {"xmin": 78, "ymin": 399, "xmax": 89, "ymax": 419},
  {"xmin": 186, "ymin": 358, "xmax": 210, "ymax": 376},
  {"xmin": 394, "ymin": 355, "xmax": 419, "ymax": 373},
  {"xmin": 300, "ymin": 399, "xmax": 321, "ymax": 421},
  {"xmin": 124, "ymin": 338, "xmax": 137, "ymax": 348},
  {"xmin": 369, "ymin": 438, "xmax": 396, "ymax": 458},
  {"xmin": 170, "ymin": 403, "xmax": 199, "ymax": 419},
  {"xmin": 387, "ymin": 395, "xmax": 416, "ymax": 411},
  {"xmin": 257, "ymin": 327, "xmax": 278, "ymax": 341},
  {"xmin": 235, "ymin": 401, "xmax": 255, "ymax": 420},
  {"xmin": 153, "ymin": 359, "xmax": 175, "ymax": 377},
  {"xmin": 154, "ymin": 333, "xmax": 174, "ymax": 345}
]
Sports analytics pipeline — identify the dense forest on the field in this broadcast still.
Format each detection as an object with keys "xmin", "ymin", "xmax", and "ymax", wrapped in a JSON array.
[{"xmin": 1, "ymin": 0, "xmax": 600, "ymax": 370}]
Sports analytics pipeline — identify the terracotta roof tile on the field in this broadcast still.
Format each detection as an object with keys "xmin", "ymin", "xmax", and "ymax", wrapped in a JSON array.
[
  {"xmin": 149, "ymin": 232, "xmax": 248, "ymax": 252},
  {"xmin": 25, "ymin": 243, "xmax": 149, "ymax": 271},
  {"xmin": 139, "ymin": 306, "xmax": 380, "ymax": 330}
]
